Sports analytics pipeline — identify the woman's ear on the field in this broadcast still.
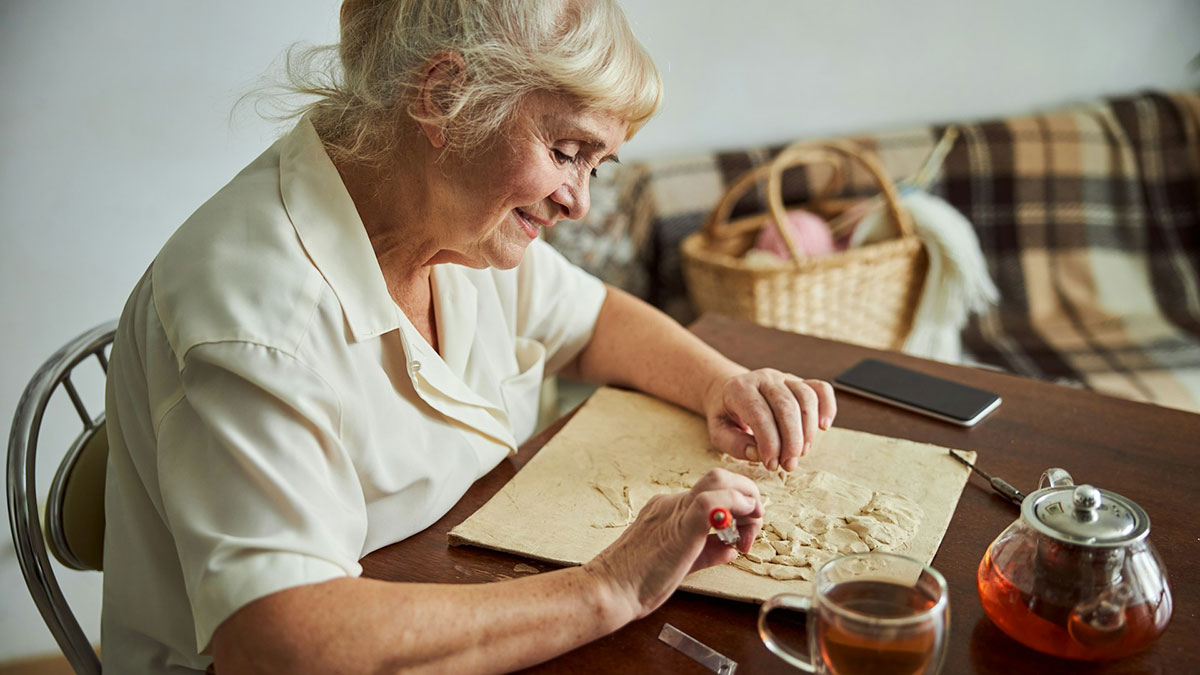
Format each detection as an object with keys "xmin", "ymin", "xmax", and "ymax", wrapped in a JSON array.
[{"xmin": 415, "ymin": 51, "xmax": 467, "ymax": 149}]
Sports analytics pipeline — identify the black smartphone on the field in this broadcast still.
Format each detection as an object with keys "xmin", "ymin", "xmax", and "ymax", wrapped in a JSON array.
[{"xmin": 833, "ymin": 358, "xmax": 1002, "ymax": 426}]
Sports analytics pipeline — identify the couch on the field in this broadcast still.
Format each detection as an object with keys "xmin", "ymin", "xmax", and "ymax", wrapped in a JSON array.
[{"xmin": 545, "ymin": 90, "xmax": 1200, "ymax": 413}]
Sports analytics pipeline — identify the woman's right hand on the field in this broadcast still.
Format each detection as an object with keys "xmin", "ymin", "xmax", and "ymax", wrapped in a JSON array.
[{"xmin": 583, "ymin": 468, "xmax": 763, "ymax": 621}]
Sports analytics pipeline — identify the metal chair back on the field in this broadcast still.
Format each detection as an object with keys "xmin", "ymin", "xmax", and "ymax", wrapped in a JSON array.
[{"xmin": 7, "ymin": 320, "xmax": 116, "ymax": 675}]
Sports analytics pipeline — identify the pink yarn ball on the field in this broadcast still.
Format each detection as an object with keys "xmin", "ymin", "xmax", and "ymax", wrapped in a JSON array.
[{"xmin": 753, "ymin": 209, "xmax": 836, "ymax": 260}]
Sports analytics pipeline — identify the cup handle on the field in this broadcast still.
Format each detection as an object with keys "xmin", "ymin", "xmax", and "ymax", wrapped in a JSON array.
[{"xmin": 758, "ymin": 593, "xmax": 816, "ymax": 672}]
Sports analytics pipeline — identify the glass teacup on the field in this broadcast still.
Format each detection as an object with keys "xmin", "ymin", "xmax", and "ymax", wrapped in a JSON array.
[{"xmin": 758, "ymin": 552, "xmax": 950, "ymax": 674}]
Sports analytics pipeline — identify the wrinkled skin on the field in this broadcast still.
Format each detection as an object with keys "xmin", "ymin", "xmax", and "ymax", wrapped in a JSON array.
[{"xmin": 586, "ymin": 468, "xmax": 764, "ymax": 619}]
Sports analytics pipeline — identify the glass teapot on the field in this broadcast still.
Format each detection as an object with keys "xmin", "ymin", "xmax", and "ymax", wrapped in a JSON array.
[{"xmin": 976, "ymin": 468, "xmax": 1172, "ymax": 661}]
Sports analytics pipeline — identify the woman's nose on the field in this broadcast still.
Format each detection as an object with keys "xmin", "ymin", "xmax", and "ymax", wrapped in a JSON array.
[{"xmin": 551, "ymin": 175, "xmax": 590, "ymax": 221}]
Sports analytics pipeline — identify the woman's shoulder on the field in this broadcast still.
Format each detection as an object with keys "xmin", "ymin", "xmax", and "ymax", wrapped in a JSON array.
[{"xmin": 149, "ymin": 146, "xmax": 327, "ymax": 361}]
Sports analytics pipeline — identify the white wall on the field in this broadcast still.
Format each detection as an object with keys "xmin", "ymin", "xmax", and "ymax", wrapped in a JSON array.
[
  {"xmin": 628, "ymin": 1, "xmax": 1199, "ymax": 158},
  {"xmin": 2, "ymin": 0, "xmax": 1197, "ymax": 663}
]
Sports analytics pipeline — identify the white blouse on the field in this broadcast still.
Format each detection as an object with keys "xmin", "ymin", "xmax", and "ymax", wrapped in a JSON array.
[{"xmin": 101, "ymin": 117, "xmax": 606, "ymax": 674}]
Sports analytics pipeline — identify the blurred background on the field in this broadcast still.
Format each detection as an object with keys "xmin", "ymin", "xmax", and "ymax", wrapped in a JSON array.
[{"xmin": 2, "ymin": 0, "xmax": 1197, "ymax": 667}]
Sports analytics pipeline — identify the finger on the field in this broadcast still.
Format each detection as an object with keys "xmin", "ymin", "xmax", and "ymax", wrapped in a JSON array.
[
  {"xmin": 729, "ymin": 417, "xmax": 760, "ymax": 462},
  {"xmin": 785, "ymin": 379, "xmax": 820, "ymax": 465},
  {"xmin": 689, "ymin": 534, "xmax": 742, "ymax": 573},
  {"xmin": 807, "ymin": 379, "xmax": 838, "ymax": 429},
  {"xmin": 708, "ymin": 419, "xmax": 757, "ymax": 462},
  {"xmin": 691, "ymin": 482, "xmax": 762, "ymax": 515},
  {"xmin": 727, "ymin": 387, "xmax": 782, "ymax": 470},
  {"xmin": 690, "ymin": 491, "xmax": 764, "ymax": 547},
  {"xmin": 735, "ymin": 518, "xmax": 764, "ymax": 554},
  {"xmin": 724, "ymin": 415, "xmax": 763, "ymax": 461},
  {"xmin": 692, "ymin": 470, "xmax": 764, "ymax": 516},
  {"xmin": 761, "ymin": 380, "xmax": 805, "ymax": 471},
  {"xmin": 692, "ymin": 485, "xmax": 765, "ymax": 552}
]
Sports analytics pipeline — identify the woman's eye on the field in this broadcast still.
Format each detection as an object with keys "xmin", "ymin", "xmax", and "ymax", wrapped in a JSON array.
[{"xmin": 553, "ymin": 149, "xmax": 597, "ymax": 179}]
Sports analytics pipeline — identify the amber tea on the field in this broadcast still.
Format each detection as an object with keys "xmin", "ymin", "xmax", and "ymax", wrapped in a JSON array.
[
  {"xmin": 978, "ymin": 549, "xmax": 1170, "ymax": 661},
  {"xmin": 817, "ymin": 580, "xmax": 940, "ymax": 675},
  {"xmin": 760, "ymin": 553, "xmax": 949, "ymax": 674}
]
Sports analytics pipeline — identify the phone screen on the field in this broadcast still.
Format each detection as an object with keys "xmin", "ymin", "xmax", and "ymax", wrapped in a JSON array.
[{"xmin": 833, "ymin": 359, "xmax": 1001, "ymax": 426}]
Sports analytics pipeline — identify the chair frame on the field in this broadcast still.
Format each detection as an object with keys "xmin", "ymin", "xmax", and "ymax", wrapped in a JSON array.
[{"xmin": 7, "ymin": 320, "xmax": 116, "ymax": 675}]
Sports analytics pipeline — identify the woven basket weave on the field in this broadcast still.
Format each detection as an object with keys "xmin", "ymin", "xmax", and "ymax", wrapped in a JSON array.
[{"xmin": 681, "ymin": 141, "xmax": 928, "ymax": 350}]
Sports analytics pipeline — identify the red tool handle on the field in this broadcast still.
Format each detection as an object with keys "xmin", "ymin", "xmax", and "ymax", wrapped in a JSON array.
[{"xmin": 708, "ymin": 507, "xmax": 732, "ymax": 530}]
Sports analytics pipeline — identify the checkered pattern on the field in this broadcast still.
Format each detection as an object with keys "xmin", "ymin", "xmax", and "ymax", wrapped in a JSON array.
[{"xmin": 545, "ymin": 91, "xmax": 1200, "ymax": 412}]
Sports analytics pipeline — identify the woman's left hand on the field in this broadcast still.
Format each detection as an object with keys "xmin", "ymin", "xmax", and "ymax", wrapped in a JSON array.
[{"xmin": 703, "ymin": 369, "xmax": 837, "ymax": 472}]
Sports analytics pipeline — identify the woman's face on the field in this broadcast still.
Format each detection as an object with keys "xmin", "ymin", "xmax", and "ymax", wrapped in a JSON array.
[{"xmin": 429, "ymin": 93, "xmax": 628, "ymax": 270}]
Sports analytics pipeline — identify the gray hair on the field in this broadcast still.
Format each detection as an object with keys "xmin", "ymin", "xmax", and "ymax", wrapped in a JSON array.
[{"xmin": 282, "ymin": 0, "xmax": 662, "ymax": 165}]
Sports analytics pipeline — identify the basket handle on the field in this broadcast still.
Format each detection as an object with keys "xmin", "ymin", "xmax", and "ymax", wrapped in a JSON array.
[
  {"xmin": 702, "ymin": 147, "xmax": 843, "ymax": 246},
  {"xmin": 704, "ymin": 141, "xmax": 914, "ymax": 264},
  {"xmin": 770, "ymin": 141, "xmax": 915, "ymax": 261}
]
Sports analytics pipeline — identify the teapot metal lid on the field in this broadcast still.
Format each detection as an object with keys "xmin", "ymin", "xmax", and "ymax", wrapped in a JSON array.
[{"xmin": 1021, "ymin": 469, "xmax": 1150, "ymax": 547}]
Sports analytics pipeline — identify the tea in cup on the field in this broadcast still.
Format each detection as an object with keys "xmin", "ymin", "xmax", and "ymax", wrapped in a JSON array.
[{"xmin": 758, "ymin": 552, "xmax": 949, "ymax": 674}]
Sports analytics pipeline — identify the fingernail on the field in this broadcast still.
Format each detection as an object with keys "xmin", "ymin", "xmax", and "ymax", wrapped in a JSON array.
[
  {"xmin": 804, "ymin": 440, "xmax": 812, "ymax": 454},
  {"xmin": 745, "ymin": 445, "xmax": 759, "ymax": 461},
  {"xmin": 820, "ymin": 417, "xmax": 832, "ymax": 430},
  {"xmin": 767, "ymin": 458, "xmax": 778, "ymax": 471},
  {"xmin": 785, "ymin": 457, "xmax": 798, "ymax": 472}
]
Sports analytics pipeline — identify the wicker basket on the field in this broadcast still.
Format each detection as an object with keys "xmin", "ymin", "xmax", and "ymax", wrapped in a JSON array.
[{"xmin": 681, "ymin": 140, "xmax": 928, "ymax": 350}]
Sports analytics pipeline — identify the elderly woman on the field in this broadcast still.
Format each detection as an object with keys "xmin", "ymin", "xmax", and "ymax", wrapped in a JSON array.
[{"xmin": 103, "ymin": 0, "xmax": 836, "ymax": 672}]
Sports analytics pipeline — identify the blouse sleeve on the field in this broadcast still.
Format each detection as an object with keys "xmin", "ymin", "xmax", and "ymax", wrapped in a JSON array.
[
  {"xmin": 514, "ymin": 238, "xmax": 608, "ymax": 375},
  {"xmin": 156, "ymin": 340, "xmax": 367, "ymax": 652}
]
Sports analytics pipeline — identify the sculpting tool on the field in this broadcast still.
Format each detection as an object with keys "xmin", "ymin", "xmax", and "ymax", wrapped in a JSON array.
[
  {"xmin": 708, "ymin": 507, "xmax": 740, "ymax": 546},
  {"xmin": 658, "ymin": 623, "xmax": 737, "ymax": 674},
  {"xmin": 948, "ymin": 450, "xmax": 1025, "ymax": 506}
]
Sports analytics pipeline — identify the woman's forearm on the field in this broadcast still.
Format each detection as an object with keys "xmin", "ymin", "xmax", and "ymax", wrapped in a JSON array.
[
  {"xmin": 211, "ymin": 458, "xmax": 769, "ymax": 674},
  {"xmin": 568, "ymin": 285, "xmax": 746, "ymax": 415},
  {"xmin": 212, "ymin": 566, "xmax": 632, "ymax": 674}
]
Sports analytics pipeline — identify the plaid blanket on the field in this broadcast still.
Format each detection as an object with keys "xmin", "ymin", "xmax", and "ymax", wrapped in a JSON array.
[{"xmin": 545, "ymin": 91, "xmax": 1200, "ymax": 413}]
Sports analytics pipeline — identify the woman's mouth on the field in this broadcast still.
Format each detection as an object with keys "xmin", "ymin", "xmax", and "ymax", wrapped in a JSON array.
[{"xmin": 514, "ymin": 209, "xmax": 541, "ymax": 239}]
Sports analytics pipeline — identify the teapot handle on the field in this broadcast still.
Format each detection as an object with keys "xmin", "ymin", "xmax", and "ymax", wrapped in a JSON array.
[{"xmin": 1040, "ymin": 468, "xmax": 1075, "ymax": 489}]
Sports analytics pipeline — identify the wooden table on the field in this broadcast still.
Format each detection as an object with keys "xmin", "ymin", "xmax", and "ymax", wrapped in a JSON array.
[{"xmin": 362, "ymin": 314, "xmax": 1199, "ymax": 673}]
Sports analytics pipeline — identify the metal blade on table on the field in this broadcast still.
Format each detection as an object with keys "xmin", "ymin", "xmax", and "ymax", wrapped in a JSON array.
[{"xmin": 658, "ymin": 623, "xmax": 737, "ymax": 674}]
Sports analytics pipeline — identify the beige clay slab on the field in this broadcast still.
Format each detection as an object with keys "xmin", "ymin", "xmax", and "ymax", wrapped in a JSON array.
[{"xmin": 450, "ymin": 386, "xmax": 975, "ymax": 603}]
